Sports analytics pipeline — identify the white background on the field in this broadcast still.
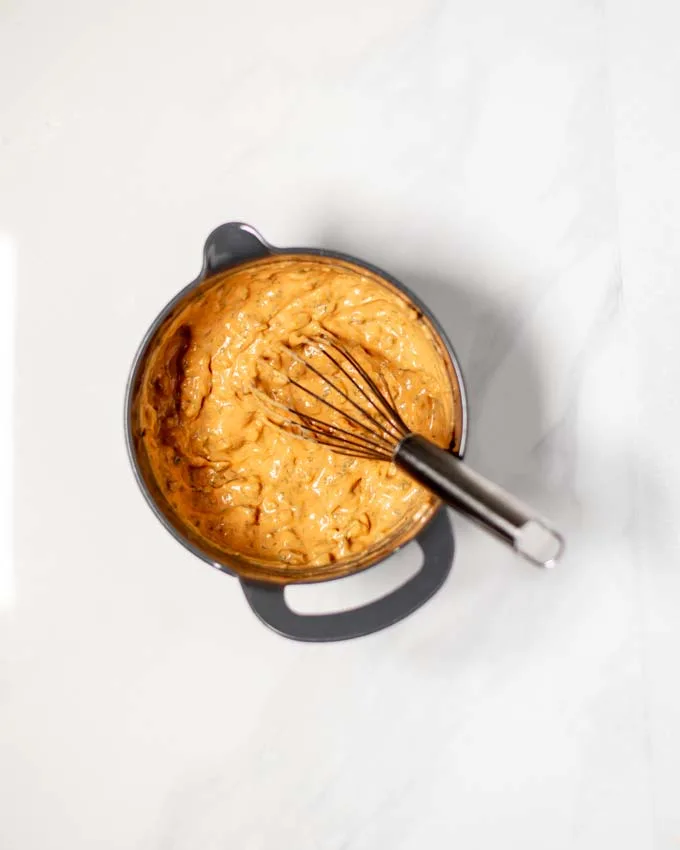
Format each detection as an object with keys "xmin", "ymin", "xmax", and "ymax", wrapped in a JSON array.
[{"xmin": 1, "ymin": 0, "xmax": 679, "ymax": 847}]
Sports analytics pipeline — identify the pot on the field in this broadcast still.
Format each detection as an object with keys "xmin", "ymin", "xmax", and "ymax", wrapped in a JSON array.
[{"xmin": 125, "ymin": 222, "xmax": 469, "ymax": 641}]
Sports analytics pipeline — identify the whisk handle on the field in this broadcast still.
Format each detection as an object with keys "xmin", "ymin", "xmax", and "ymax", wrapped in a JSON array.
[{"xmin": 395, "ymin": 435, "xmax": 564, "ymax": 567}]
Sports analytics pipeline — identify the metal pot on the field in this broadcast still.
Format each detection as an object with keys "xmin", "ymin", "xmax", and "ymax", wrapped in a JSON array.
[{"xmin": 125, "ymin": 222, "xmax": 469, "ymax": 641}]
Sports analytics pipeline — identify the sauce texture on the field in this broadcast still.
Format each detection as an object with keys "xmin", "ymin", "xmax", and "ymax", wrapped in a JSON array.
[{"xmin": 138, "ymin": 257, "xmax": 455, "ymax": 568}]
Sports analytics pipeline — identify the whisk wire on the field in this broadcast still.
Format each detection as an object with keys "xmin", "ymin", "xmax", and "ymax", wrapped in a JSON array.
[
  {"xmin": 251, "ymin": 383, "xmax": 388, "ymax": 458},
  {"xmin": 284, "ymin": 374, "xmax": 389, "ymax": 445},
  {"xmin": 283, "ymin": 343, "xmax": 398, "ymax": 443},
  {"xmin": 322, "ymin": 339, "xmax": 410, "ymax": 439},
  {"xmin": 255, "ymin": 335, "xmax": 414, "ymax": 460},
  {"xmin": 315, "ymin": 342, "xmax": 407, "ymax": 441},
  {"xmin": 293, "ymin": 411, "xmax": 392, "ymax": 458}
]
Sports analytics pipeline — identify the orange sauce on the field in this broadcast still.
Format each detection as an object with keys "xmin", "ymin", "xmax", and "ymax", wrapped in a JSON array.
[{"xmin": 138, "ymin": 257, "xmax": 454, "ymax": 567}]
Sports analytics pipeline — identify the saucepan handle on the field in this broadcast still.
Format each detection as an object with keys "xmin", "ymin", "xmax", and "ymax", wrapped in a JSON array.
[
  {"xmin": 202, "ymin": 221, "xmax": 274, "ymax": 277},
  {"xmin": 240, "ymin": 506, "xmax": 454, "ymax": 642}
]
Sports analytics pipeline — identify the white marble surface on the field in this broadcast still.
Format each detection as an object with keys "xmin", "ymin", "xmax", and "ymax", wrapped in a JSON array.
[{"xmin": 1, "ymin": 0, "xmax": 678, "ymax": 847}]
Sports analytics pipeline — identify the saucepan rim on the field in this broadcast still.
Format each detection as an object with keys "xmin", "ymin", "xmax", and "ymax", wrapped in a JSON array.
[{"xmin": 124, "ymin": 238, "xmax": 469, "ymax": 584}]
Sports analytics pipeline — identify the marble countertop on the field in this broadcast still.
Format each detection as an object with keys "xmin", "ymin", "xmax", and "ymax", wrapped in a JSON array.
[{"xmin": 1, "ymin": 0, "xmax": 678, "ymax": 847}]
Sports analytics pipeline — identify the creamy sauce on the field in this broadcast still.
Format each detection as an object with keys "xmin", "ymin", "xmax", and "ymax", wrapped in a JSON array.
[{"xmin": 138, "ymin": 257, "xmax": 455, "ymax": 568}]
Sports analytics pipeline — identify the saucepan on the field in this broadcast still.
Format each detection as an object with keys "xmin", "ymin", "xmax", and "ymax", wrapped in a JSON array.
[{"xmin": 125, "ymin": 222, "xmax": 557, "ymax": 641}]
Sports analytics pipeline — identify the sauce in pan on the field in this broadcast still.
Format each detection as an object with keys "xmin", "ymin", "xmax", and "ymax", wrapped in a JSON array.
[{"xmin": 138, "ymin": 257, "xmax": 455, "ymax": 567}]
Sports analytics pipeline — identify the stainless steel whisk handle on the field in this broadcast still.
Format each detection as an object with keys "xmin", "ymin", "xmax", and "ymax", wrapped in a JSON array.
[{"xmin": 395, "ymin": 435, "xmax": 564, "ymax": 567}]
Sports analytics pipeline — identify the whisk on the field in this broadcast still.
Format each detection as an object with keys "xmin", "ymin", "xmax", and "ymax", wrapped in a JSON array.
[{"xmin": 256, "ymin": 336, "xmax": 563, "ymax": 567}]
